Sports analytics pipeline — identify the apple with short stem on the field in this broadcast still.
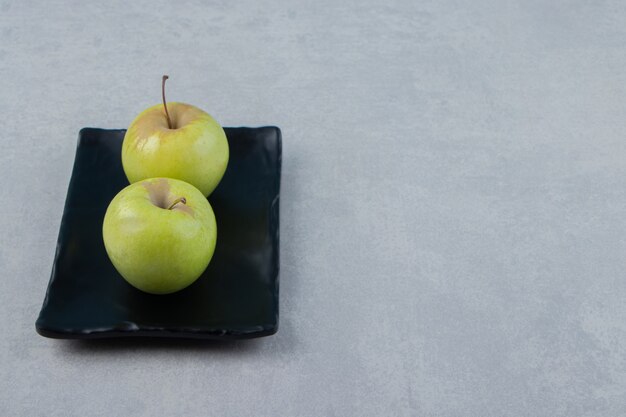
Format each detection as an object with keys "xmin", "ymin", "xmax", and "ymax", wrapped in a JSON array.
[
  {"xmin": 122, "ymin": 76, "xmax": 229, "ymax": 197},
  {"xmin": 103, "ymin": 177, "xmax": 217, "ymax": 294}
]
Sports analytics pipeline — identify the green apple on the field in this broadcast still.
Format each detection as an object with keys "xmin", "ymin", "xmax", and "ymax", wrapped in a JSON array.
[
  {"xmin": 102, "ymin": 177, "xmax": 217, "ymax": 294},
  {"xmin": 122, "ymin": 76, "xmax": 229, "ymax": 197}
]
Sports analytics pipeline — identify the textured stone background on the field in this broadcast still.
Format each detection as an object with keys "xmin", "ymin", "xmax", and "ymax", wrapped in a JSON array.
[{"xmin": 1, "ymin": 1, "xmax": 626, "ymax": 416}]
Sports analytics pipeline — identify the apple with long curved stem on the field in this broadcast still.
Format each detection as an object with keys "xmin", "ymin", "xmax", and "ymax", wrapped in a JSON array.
[
  {"xmin": 103, "ymin": 177, "xmax": 217, "ymax": 294},
  {"xmin": 122, "ymin": 76, "xmax": 229, "ymax": 197}
]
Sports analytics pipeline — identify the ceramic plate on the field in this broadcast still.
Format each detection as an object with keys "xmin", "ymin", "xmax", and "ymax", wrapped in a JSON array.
[{"xmin": 36, "ymin": 127, "xmax": 281, "ymax": 339}]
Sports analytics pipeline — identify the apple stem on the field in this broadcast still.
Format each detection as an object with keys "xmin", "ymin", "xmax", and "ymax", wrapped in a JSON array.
[
  {"xmin": 167, "ymin": 197, "xmax": 187, "ymax": 210},
  {"xmin": 162, "ymin": 75, "xmax": 173, "ymax": 129}
]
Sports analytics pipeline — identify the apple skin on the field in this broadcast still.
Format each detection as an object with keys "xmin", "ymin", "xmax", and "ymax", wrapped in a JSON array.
[
  {"xmin": 122, "ymin": 102, "xmax": 229, "ymax": 197},
  {"xmin": 102, "ymin": 177, "xmax": 217, "ymax": 294}
]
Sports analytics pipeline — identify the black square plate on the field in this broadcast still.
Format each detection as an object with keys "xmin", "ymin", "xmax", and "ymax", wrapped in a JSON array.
[{"xmin": 36, "ymin": 127, "xmax": 281, "ymax": 340}]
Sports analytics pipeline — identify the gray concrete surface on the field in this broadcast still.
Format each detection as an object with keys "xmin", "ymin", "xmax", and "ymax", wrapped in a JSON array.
[{"xmin": 1, "ymin": 0, "xmax": 626, "ymax": 416}]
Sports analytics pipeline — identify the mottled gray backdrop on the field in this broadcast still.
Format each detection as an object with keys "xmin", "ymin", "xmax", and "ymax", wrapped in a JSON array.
[{"xmin": 1, "ymin": 1, "xmax": 626, "ymax": 416}]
